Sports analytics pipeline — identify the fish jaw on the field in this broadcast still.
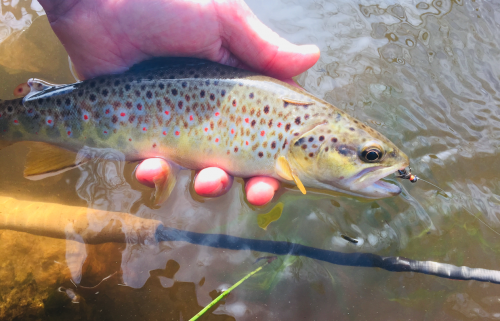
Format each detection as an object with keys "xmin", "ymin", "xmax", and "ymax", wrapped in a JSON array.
[
  {"xmin": 354, "ymin": 179, "xmax": 402, "ymax": 198},
  {"xmin": 309, "ymin": 169, "xmax": 402, "ymax": 199},
  {"xmin": 347, "ymin": 166, "xmax": 403, "ymax": 198},
  {"xmin": 347, "ymin": 164, "xmax": 400, "ymax": 190},
  {"xmin": 340, "ymin": 159, "xmax": 408, "ymax": 198},
  {"xmin": 293, "ymin": 161, "xmax": 407, "ymax": 199}
]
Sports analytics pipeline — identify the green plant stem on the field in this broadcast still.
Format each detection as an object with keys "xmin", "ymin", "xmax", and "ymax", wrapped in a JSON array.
[{"xmin": 189, "ymin": 258, "xmax": 275, "ymax": 321}]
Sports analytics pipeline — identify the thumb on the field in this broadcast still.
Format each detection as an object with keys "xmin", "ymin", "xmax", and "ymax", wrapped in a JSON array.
[{"xmin": 217, "ymin": 1, "xmax": 320, "ymax": 79}]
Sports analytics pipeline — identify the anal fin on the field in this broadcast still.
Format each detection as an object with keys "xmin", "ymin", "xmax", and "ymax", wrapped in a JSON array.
[{"xmin": 23, "ymin": 142, "xmax": 89, "ymax": 180}]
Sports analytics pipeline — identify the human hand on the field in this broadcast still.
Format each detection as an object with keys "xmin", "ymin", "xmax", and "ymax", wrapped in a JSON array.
[
  {"xmin": 38, "ymin": 0, "xmax": 319, "ymax": 83},
  {"xmin": 136, "ymin": 159, "xmax": 279, "ymax": 206},
  {"xmin": 38, "ymin": 0, "xmax": 319, "ymax": 205}
]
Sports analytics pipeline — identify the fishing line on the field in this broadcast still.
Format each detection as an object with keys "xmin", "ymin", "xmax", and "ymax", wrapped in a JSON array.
[
  {"xmin": 398, "ymin": 167, "xmax": 500, "ymax": 237},
  {"xmin": 417, "ymin": 177, "xmax": 448, "ymax": 195}
]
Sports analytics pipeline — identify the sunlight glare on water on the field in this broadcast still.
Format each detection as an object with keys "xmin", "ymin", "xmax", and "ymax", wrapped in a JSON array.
[{"xmin": 1, "ymin": 0, "xmax": 500, "ymax": 320}]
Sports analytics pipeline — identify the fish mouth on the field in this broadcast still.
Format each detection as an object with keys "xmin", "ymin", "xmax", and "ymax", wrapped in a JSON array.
[{"xmin": 347, "ymin": 165, "xmax": 403, "ymax": 198}]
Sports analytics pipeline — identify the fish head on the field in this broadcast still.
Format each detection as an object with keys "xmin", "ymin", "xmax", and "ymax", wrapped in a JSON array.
[{"xmin": 287, "ymin": 116, "xmax": 409, "ymax": 199}]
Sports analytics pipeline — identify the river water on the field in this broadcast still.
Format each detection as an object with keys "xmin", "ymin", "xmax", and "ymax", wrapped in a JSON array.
[{"xmin": 0, "ymin": 0, "xmax": 499, "ymax": 320}]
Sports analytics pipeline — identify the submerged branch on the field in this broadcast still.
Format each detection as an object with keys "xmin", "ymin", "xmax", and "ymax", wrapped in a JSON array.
[{"xmin": 1, "ymin": 196, "xmax": 499, "ymax": 284}]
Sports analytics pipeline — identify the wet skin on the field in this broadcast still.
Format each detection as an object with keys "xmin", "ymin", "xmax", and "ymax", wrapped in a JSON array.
[{"xmin": 37, "ymin": 0, "xmax": 320, "ymax": 205}]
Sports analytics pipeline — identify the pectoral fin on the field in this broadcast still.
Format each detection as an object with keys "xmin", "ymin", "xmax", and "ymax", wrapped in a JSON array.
[
  {"xmin": 152, "ymin": 161, "xmax": 176, "ymax": 205},
  {"xmin": 276, "ymin": 156, "xmax": 306, "ymax": 194},
  {"xmin": 276, "ymin": 156, "xmax": 294, "ymax": 181},
  {"xmin": 291, "ymin": 170, "xmax": 306, "ymax": 195},
  {"xmin": 23, "ymin": 142, "xmax": 89, "ymax": 180}
]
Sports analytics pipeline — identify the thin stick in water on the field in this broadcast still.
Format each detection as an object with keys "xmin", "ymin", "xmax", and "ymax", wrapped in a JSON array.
[{"xmin": 189, "ymin": 257, "xmax": 276, "ymax": 321}]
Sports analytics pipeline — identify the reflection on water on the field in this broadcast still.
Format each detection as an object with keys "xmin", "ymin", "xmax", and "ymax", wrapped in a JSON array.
[{"xmin": 1, "ymin": 0, "xmax": 500, "ymax": 319}]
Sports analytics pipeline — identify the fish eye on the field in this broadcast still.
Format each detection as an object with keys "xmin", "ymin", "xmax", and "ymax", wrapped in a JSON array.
[{"xmin": 360, "ymin": 143, "xmax": 384, "ymax": 163}]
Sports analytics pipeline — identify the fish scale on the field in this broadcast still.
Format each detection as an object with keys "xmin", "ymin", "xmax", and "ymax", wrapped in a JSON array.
[{"xmin": 0, "ymin": 58, "xmax": 409, "ymax": 199}]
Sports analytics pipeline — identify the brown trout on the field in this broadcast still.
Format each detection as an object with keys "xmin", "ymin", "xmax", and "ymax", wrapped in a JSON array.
[{"xmin": 0, "ymin": 58, "xmax": 409, "ymax": 199}]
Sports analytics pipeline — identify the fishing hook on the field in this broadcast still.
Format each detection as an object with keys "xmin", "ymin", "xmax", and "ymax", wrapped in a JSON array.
[{"xmin": 396, "ymin": 166, "xmax": 418, "ymax": 183}]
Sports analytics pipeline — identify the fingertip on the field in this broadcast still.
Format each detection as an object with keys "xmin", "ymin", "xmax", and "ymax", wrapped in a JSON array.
[
  {"xmin": 298, "ymin": 44, "xmax": 321, "ymax": 58},
  {"xmin": 194, "ymin": 167, "xmax": 233, "ymax": 197},
  {"xmin": 245, "ymin": 177, "xmax": 280, "ymax": 206},
  {"xmin": 219, "ymin": 1, "xmax": 320, "ymax": 79},
  {"xmin": 135, "ymin": 158, "xmax": 170, "ymax": 188},
  {"xmin": 267, "ymin": 44, "xmax": 320, "ymax": 79}
]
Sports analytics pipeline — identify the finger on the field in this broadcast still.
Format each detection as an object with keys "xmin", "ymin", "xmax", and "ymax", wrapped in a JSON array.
[
  {"xmin": 216, "ymin": 1, "xmax": 320, "ymax": 79},
  {"xmin": 194, "ymin": 167, "xmax": 233, "ymax": 197},
  {"xmin": 135, "ymin": 158, "xmax": 170, "ymax": 188},
  {"xmin": 245, "ymin": 176, "xmax": 280, "ymax": 206}
]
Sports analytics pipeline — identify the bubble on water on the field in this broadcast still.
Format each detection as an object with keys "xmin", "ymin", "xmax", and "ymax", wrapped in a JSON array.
[{"xmin": 368, "ymin": 233, "xmax": 379, "ymax": 246}]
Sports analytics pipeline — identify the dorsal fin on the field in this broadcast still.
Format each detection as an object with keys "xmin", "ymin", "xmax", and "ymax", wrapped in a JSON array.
[
  {"xmin": 125, "ymin": 57, "xmax": 258, "ymax": 80},
  {"xmin": 127, "ymin": 57, "xmax": 212, "ymax": 73}
]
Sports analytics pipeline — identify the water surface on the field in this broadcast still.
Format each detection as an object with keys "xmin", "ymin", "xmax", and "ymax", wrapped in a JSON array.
[{"xmin": 1, "ymin": 0, "xmax": 500, "ymax": 320}]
